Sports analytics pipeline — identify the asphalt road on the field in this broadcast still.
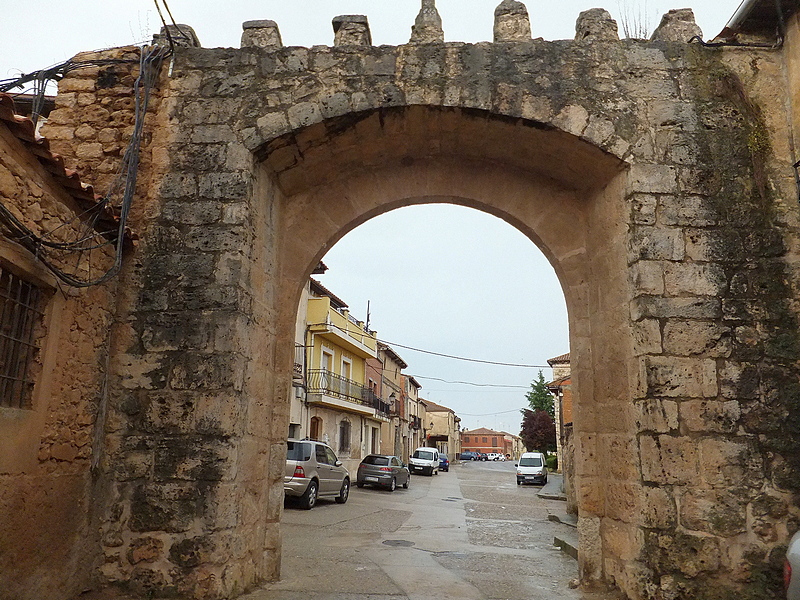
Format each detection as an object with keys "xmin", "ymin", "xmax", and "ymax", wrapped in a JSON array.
[{"xmin": 246, "ymin": 459, "xmax": 620, "ymax": 600}]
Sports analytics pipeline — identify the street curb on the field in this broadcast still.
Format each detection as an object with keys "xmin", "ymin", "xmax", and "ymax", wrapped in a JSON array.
[{"xmin": 554, "ymin": 534, "xmax": 579, "ymax": 560}]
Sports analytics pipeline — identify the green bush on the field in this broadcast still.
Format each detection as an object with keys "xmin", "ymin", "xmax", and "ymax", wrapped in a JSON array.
[{"xmin": 546, "ymin": 455, "xmax": 558, "ymax": 471}]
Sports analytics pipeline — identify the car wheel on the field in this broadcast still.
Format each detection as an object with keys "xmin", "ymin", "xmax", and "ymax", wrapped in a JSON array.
[
  {"xmin": 388, "ymin": 477, "xmax": 396, "ymax": 492},
  {"xmin": 543, "ymin": 475, "xmax": 548, "ymax": 485},
  {"xmin": 300, "ymin": 480, "xmax": 318, "ymax": 510},
  {"xmin": 402, "ymin": 477, "xmax": 409, "ymax": 489},
  {"xmin": 517, "ymin": 480, "xmax": 521, "ymax": 485},
  {"xmin": 335, "ymin": 479, "xmax": 350, "ymax": 504}
]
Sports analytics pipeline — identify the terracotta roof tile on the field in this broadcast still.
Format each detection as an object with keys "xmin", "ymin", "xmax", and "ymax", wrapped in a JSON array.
[
  {"xmin": 0, "ymin": 93, "xmax": 125, "ymax": 239},
  {"xmin": 547, "ymin": 352, "xmax": 570, "ymax": 365}
]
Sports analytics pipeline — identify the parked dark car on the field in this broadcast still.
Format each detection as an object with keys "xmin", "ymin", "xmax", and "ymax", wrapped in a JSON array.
[
  {"xmin": 478, "ymin": 453, "xmax": 489, "ymax": 461},
  {"xmin": 459, "ymin": 451, "xmax": 479, "ymax": 461},
  {"xmin": 439, "ymin": 454, "xmax": 450, "ymax": 471},
  {"xmin": 356, "ymin": 454, "xmax": 410, "ymax": 491}
]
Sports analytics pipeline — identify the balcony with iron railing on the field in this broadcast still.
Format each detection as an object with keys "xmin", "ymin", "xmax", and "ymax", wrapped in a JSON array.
[
  {"xmin": 306, "ymin": 369, "xmax": 391, "ymax": 418},
  {"xmin": 409, "ymin": 415, "xmax": 422, "ymax": 430}
]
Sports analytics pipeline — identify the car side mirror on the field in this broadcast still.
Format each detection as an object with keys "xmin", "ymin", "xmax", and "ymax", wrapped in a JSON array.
[
  {"xmin": 335, "ymin": 460, "xmax": 343, "ymax": 467},
  {"xmin": 514, "ymin": 463, "xmax": 518, "ymax": 467}
]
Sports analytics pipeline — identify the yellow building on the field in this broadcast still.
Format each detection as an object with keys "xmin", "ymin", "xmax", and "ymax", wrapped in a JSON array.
[{"xmin": 291, "ymin": 277, "xmax": 389, "ymax": 473}]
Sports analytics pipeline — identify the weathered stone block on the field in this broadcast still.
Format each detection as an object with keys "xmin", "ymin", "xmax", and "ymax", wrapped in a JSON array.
[
  {"xmin": 631, "ymin": 296, "xmax": 721, "ymax": 320},
  {"xmin": 679, "ymin": 400, "xmax": 740, "ymax": 433},
  {"xmin": 632, "ymin": 319, "xmax": 662, "ymax": 355},
  {"xmin": 241, "ymin": 20, "xmax": 282, "ymax": 49},
  {"xmin": 631, "ymin": 261, "xmax": 665, "ymax": 295},
  {"xmin": 640, "ymin": 486, "xmax": 676, "ymax": 529},
  {"xmin": 629, "ymin": 164, "xmax": 678, "ymax": 194},
  {"xmin": 629, "ymin": 226, "xmax": 684, "ymax": 261},
  {"xmin": 635, "ymin": 399, "xmax": 678, "ymax": 433},
  {"xmin": 493, "ymin": 0, "xmax": 532, "ymax": 42},
  {"xmin": 129, "ymin": 483, "xmax": 202, "ymax": 533},
  {"xmin": 153, "ymin": 437, "xmax": 237, "ymax": 482},
  {"xmin": 679, "ymin": 488, "xmax": 746, "ymax": 537},
  {"xmin": 640, "ymin": 435, "xmax": 698, "ymax": 485},
  {"xmin": 198, "ymin": 172, "xmax": 249, "ymax": 200},
  {"xmin": 662, "ymin": 320, "xmax": 731, "ymax": 357},
  {"xmin": 664, "ymin": 263, "xmax": 727, "ymax": 296},
  {"xmin": 645, "ymin": 356, "xmax": 717, "ymax": 397},
  {"xmin": 699, "ymin": 438, "xmax": 761, "ymax": 488}
]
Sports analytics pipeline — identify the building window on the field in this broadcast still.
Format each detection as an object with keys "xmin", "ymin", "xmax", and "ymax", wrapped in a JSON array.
[
  {"xmin": 482, "ymin": 437, "xmax": 488, "ymax": 443},
  {"xmin": 492, "ymin": 437, "xmax": 498, "ymax": 447},
  {"xmin": 339, "ymin": 419, "xmax": 351, "ymax": 454},
  {"xmin": 0, "ymin": 268, "xmax": 43, "ymax": 409},
  {"xmin": 288, "ymin": 423, "xmax": 301, "ymax": 439},
  {"xmin": 464, "ymin": 436, "xmax": 470, "ymax": 443}
]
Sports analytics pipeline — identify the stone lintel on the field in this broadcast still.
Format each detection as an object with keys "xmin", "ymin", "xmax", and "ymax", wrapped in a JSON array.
[
  {"xmin": 241, "ymin": 19, "xmax": 283, "ymax": 49},
  {"xmin": 410, "ymin": 0, "xmax": 444, "ymax": 44},
  {"xmin": 651, "ymin": 9, "xmax": 703, "ymax": 43},
  {"xmin": 332, "ymin": 15, "xmax": 372, "ymax": 46},
  {"xmin": 153, "ymin": 24, "xmax": 201, "ymax": 48},
  {"xmin": 494, "ymin": 0, "xmax": 532, "ymax": 42},
  {"xmin": 575, "ymin": 8, "xmax": 619, "ymax": 42}
]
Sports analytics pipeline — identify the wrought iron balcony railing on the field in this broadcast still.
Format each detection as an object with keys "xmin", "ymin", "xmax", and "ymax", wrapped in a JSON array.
[
  {"xmin": 307, "ymin": 369, "xmax": 391, "ymax": 417},
  {"xmin": 293, "ymin": 343, "xmax": 304, "ymax": 379}
]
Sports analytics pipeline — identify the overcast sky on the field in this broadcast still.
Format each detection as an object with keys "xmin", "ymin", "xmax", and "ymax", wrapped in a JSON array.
[{"xmin": 1, "ymin": 0, "xmax": 744, "ymax": 431}]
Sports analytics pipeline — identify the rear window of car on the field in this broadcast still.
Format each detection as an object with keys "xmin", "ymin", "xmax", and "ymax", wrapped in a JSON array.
[
  {"xmin": 413, "ymin": 450, "xmax": 435, "ymax": 460},
  {"xmin": 440, "ymin": 455, "xmax": 448, "ymax": 460},
  {"xmin": 362, "ymin": 455, "xmax": 389, "ymax": 465},
  {"xmin": 520, "ymin": 456, "xmax": 543, "ymax": 467},
  {"xmin": 287, "ymin": 441, "xmax": 311, "ymax": 461}
]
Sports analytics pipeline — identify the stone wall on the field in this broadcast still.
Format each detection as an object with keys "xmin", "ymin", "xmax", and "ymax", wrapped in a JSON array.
[
  {"xmin": 0, "ymin": 96, "xmax": 117, "ymax": 599},
  {"xmin": 11, "ymin": 3, "xmax": 800, "ymax": 599}
]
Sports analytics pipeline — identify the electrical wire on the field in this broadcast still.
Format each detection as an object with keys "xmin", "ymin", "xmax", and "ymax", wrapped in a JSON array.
[
  {"xmin": 408, "ymin": 375, "xmax": 529, "ymax": 389},
  {"xmin": 377, "ymin": 338, "xmax": 549, "ymax": 368},
  {"xmin": 0, "ymin": 41, "xmax": 170, "ymax": 287}
]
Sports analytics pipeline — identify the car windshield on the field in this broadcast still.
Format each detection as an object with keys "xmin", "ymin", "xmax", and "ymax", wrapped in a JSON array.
[
  {"xmin": 520, "ymin": 456, "xmax": 543, "ymax": 467},
  {"xmin": 440, "ymin": 455, "xmax": 448, "ymax": 460},
  {"xmin": 413, "ymin": 450, "xmax": 435, "ymax": 460},
  {"xmin": 287, "ymin": 441, "xmax": 311, "ymax": 461},
  {"xmin": 362, "ymin": 455, "xmax": 389, "ymax": 466}
]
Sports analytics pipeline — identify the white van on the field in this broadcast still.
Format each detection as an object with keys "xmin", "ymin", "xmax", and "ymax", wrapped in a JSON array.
[
  {"xmin": 515, "ymin": 452, "xmax": 548, "ymax": 485},
  {"xmin": 409, "ymin": 447, "xmax": 439, "ymax": 476}
]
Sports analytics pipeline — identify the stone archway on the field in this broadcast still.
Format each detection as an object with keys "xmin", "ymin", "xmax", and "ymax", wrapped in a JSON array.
[
  {"xmin": 60, "ymin": 5, "xmax": 800, "ymax": 600},
  {"xmin": 264, "ymin": 103, "xmax": 633, "ymax": 586}
]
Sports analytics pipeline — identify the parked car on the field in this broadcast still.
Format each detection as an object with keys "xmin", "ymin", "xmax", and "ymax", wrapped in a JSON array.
[
  {"xmin": 356, "ymin": 454, "xmax": 410, "ymax": 491},
  {"xmin": 786, "ymin": 530, "xmax": 800, "ymax": 599},
  {"xmin": 409, "ymin": 447, "xmax": 439, "ymax": 475},
  {"xmin": 284, "ymin": 439, "xmax": 350, "ymax": 509},
  {"xmin": 439, "ymin": 454, "xmax": 450, "ymax": 471},
  {"xmin": 515, "ymin": 452, "xmax": 548, "ymax": 485},
  {"xmin": 478, "ymin": 453, "xmax": 488, "ymax": 461},
  {"xmin": 459, "ymin": 451, "xmax": 479, "ymax": 461},
  {"xmin": 486, "ymin": 452, "xmax": 505, "ymax": 461}
]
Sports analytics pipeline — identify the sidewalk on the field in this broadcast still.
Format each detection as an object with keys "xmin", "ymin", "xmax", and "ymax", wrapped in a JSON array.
[{"xmin": 537, "ymin": 473, "xmax": 579, "ymax": 560}]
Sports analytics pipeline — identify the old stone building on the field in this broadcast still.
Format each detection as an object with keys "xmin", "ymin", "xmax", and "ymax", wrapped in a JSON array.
[{"xmin": 3, "ymin": 0, "xmax": 800, "ymax": 599}]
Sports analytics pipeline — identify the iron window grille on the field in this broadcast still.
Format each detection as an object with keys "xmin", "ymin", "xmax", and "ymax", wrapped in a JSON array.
[{"xmin": 0, "ymin": 268, "xmax": 43, "ymax": 409}]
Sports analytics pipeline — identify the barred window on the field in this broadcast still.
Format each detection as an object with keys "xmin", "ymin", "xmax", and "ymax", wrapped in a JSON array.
[{"xmin": 0, "ymin": 268, "xmax": 43, "ymax": 409}]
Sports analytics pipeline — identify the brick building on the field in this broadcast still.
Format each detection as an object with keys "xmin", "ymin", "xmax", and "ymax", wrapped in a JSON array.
[{"xmin": 461, "ymin": 427, "xmax": 513, "ymax": 457}]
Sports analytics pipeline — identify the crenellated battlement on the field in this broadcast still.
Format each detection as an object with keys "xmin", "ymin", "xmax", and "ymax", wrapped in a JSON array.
[{"xmin": 159, "ymin": 1, "xmax": 705, "ymax": 52}]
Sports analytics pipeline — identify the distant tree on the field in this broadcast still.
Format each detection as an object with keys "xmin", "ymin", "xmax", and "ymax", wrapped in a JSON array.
[
  {"xmin": 525, "ymin": 370, "xmax": 554, "ymax": 419},
  {"xmin": 520, "ymin": 409, "xmax": 556, "ymax": 456}
]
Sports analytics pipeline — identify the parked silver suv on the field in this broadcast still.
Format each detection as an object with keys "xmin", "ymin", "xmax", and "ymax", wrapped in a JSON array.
[{"xmin": 284, "ymin": 439, "xmax": 350, "ymax": 509}]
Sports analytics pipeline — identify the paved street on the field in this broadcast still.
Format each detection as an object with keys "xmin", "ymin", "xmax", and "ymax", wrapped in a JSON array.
[{"xmin": 246, "ymin": 461, "xmax": 620, "ymax": 600}]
